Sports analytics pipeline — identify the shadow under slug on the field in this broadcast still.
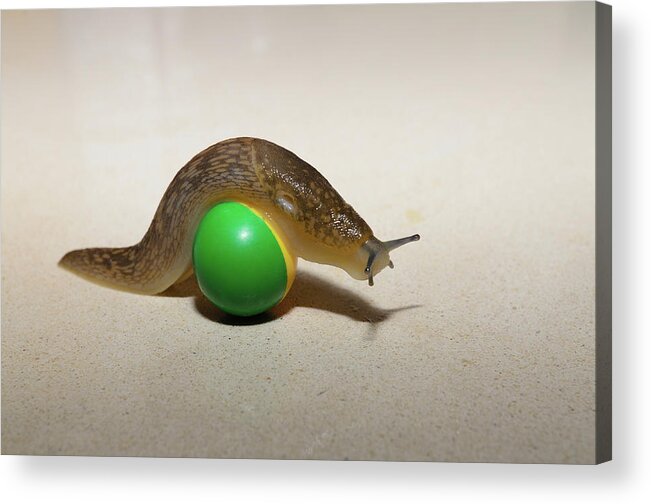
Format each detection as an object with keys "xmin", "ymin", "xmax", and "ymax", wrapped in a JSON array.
[{"xmin": 161, "ymin": 271, "xmax": 421, "ymax": 326}]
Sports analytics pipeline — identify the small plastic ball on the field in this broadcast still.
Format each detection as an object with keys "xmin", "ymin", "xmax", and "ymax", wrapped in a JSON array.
[{"xmin": 192, "ymin": 201, "xmax": 296, "ymax": 317}]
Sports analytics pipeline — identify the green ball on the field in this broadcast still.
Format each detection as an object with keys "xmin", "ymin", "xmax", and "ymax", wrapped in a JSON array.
[{"xmin": 192, "ymin": 201, "xmax": 296, "ymax": 317}]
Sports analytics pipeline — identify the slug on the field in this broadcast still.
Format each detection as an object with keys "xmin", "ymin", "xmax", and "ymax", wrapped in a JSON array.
[{"xmin": 59, "ymin": 137, "xmax": 420, "ymax": 293}]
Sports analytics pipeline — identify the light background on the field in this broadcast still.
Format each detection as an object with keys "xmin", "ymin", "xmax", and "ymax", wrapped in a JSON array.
[
  {"xmin": 0, "ymin": 0, "xmax": 648, "ymax": 501},
  {"xmin": 2, "ymin": 2, "xmax": 599, "ymax": 462}
]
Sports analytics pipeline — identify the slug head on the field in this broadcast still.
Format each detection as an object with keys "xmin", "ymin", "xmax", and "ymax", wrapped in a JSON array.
[{"xmin": 348, "ymin": 234, "xmax": 420, "ymax": 286}]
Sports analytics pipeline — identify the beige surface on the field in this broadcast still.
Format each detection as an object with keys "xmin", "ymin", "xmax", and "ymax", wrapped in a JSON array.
[{"xmin": 1, "ymin": 3, "xmax": 597, "ymax": 462}]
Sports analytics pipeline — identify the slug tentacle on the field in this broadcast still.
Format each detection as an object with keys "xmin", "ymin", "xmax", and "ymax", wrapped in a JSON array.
[
  {"xmin": 361, "ymin": 234, "xmax": 420, "ymax": 286},
  {"xmin": 59, "ymin": 137, "xmax": 420, "ymax": 293}
]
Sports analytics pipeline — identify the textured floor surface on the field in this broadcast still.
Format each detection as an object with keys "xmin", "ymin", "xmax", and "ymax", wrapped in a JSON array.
[{"xmin": 2, "ymin": 3, "xmax": 597, "ymax": 462}]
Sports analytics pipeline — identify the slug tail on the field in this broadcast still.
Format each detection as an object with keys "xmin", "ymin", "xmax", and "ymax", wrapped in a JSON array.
[{"xmin": 58, "ymin": 245, "xmax": 161, "ymax": 295}]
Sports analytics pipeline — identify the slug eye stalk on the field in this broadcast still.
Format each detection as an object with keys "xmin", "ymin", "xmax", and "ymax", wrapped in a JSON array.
[{"xmin": 364, "ymin": 234, "xmax": 420, "ymax": 286}]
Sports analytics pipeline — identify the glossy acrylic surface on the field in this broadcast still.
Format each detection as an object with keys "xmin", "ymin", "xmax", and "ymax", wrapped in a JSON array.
[{"xmin": 2, "ymin": 3, "xmax": 598, "ymax": 462}]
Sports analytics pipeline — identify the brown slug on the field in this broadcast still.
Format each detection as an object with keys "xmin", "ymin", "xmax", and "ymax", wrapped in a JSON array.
[{"xmin": 59, "ymin": 137, "xmax": 420, "ymax": 293}]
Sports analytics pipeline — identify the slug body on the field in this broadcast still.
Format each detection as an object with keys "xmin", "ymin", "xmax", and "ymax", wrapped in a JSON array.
[{"xmin": 59, "ymin": 137, "xmax": 419, "ymax": 294}]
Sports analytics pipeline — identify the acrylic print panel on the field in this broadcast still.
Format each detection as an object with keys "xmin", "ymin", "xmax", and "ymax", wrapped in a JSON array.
[{"xmin": 1, "ymin": 2, "xmax": 611, "ymax": 463}]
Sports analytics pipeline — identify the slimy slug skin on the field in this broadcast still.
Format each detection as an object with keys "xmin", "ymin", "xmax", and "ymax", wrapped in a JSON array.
[{"xmin": 59, "ymin": 137, "xmax": 420, "ymax": 293}]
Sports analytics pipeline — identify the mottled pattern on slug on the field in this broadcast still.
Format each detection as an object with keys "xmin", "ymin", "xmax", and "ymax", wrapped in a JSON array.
[
  {"xmin": 59, "ymin": 137, "xmax": 373, "ymax": 294},
  {"xmin": 133, "ymin": 138, "xmax": 261, "ymax": 285},
  {"xmin": 252, "ymin": 139, "xmax": 372, "ymax": 251},
  {"xmin": 60, "ymin": 138, "xmax": 262, "ymax": 292}
]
